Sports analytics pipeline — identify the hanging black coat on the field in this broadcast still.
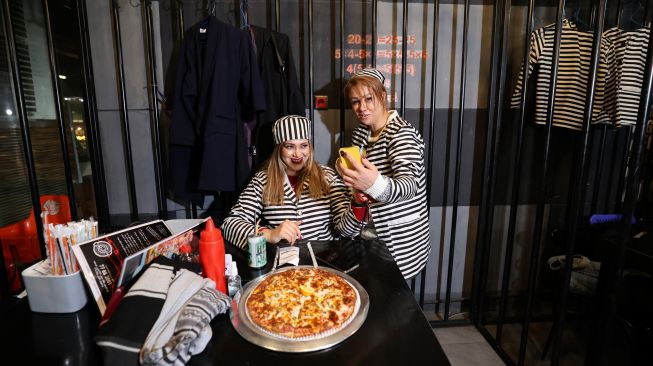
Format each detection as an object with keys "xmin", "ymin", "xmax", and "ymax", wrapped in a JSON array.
[
  {"xmin": 169, "ymin": 16, "xmax": 266, "ymax": 203},
  {"xmin": 250, "ymin": 25, "xmax": 305, "ymax": 169}
]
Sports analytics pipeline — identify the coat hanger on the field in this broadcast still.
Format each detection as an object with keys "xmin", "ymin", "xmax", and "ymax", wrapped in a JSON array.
[
  {"xmin": 628, "ymin": 2, "xmax": 644, "ymax": 28},
  {"xmin": 564, "ymin": 0, "xmax": 590, "ymax": 30},
  {"xmin": 619, "ymin": 0, "xmax": 647, "ymax": 29},
  {"xmin": 198, "ymin": 0, "xmax": 216, "ymax": 30},
  {"xmin": 208, "ymin": 0, "xmax": 217, "ymax": 17}
]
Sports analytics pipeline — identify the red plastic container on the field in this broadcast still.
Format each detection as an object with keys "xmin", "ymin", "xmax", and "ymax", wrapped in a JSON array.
[{"xmin": 199, "ymin": 218, "xmax": 227, "ymax": 294}]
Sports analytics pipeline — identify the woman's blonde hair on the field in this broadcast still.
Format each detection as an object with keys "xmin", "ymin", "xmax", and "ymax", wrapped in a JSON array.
[
  {"xmin": 344, "ymin": 75, "xmax": 387, "ymax": 110},
  {"xmin": 262, "ymin": 142, "xmax": 330, "ymax": 205}
]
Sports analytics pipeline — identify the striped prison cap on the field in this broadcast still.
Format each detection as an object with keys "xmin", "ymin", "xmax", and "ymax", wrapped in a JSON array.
[
  {"xmin": 354, "ymin": 68, "xmax": 385, "ymax": 84},
  {"xmin": 272, "ymin": 115, "xmax": 312, "ymax": 144}
]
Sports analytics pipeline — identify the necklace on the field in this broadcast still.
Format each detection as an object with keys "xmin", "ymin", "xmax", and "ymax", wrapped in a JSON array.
[{"xmin": 369, "ymin": 111, "xmax": 391, "ymax": 143}]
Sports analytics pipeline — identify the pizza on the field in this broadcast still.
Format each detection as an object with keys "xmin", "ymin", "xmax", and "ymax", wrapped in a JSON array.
[{"xmin": 245, "ymin": 267, "xmax": 358, "ymax": 339}]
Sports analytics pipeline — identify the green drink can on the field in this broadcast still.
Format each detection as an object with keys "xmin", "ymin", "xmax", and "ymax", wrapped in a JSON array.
[{"xmin": 247, "ymin": 234, "xmax": 267, "ymax": 268}]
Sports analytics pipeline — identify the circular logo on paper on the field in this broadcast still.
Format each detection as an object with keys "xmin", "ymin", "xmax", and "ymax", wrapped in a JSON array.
[
  {"xmin": 43, "ymin": 199, "xmax": 60, "ymax": 215},
  {"xmin": 93, "ymin": 241, "xmax": 113, "ymax": 257}
]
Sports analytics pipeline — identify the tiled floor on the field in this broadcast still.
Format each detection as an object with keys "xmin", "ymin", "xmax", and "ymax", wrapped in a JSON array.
[{"xmin": 434, "ymin": 326, "xmax": 505, "ymax": 365}]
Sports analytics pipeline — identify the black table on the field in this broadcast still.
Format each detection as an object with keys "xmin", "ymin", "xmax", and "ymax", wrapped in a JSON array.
[{"xmin": 0, "ymin": 239, "xmax": 449, "ymax": 365}]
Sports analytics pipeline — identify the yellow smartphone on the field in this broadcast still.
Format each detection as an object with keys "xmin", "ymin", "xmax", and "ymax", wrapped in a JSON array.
[{"xmin": 338, "ymin": 146, "xmax": 365, "ymax": 169}]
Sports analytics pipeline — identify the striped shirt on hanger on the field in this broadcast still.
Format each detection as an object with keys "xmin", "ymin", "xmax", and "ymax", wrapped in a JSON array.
[
  {"xmin": 221, "ymin": 166, "xmax": 360, "ymax": 249},
  {"xmin": 603, "ymin": 25, "xmax": 651, "ymax": 127},
  {"xmin": 511, "ymin": 19, "xmax": 614, "ymax": 130}
]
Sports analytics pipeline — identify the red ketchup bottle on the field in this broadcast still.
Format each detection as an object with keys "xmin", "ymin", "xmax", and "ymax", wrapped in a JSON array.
[{"xmin": 199, "ymin": 218, "xmax": 227, "ymax": 294}]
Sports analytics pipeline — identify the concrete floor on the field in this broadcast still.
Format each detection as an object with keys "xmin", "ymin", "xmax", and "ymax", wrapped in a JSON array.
[{"xmin": 433, "ymin": 326, "xmax": 506, "ymax": 365}]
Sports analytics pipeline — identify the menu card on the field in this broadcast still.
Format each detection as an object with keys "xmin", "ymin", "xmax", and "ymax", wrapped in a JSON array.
[{"xmin": 72, "ymin": 220, "xmax": 202, "ymax": 314}]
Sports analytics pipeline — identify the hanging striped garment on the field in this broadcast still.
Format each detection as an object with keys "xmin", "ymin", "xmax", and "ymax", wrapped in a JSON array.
[
  {"xmin": 603, "ymin": 26, "xmax": 651, "ymax": 127},
  {"xmin": 351, "ymin": 110, "xmax": 431, "ymax": 279},
  {"xmin": 510, "ymin": 19, "xmax": 614, "ymax": 130},
  {"xmin": 221, "ymin": 166, "xmax": 360, "ymax": 249}
]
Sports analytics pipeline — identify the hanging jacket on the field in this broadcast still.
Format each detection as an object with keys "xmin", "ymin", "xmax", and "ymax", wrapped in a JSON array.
[
  {"xmin": 169, "ymin": 16, "xmax": 266, "ymax": 203},
  {"xmin": 250, "ymin": 25, "xmax": 305, "ymax": 169},
  {"xmin": 510, "ymin": 19, "xmax": 614, "ymax": 130},
  {"xmin": 603, "ymin": 25, "xmax": 651, "ymax": 127}
]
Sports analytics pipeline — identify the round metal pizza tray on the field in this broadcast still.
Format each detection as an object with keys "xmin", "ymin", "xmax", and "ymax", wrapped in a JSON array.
[{"xmin": 230, "ymin": 265, "xmax": 370, "ymax": 353}]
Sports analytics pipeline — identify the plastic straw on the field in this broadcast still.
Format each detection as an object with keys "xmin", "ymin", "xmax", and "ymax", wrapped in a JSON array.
[{"xmin": 307, "ymin": 242, "xmax": 317, "ymax": 268}]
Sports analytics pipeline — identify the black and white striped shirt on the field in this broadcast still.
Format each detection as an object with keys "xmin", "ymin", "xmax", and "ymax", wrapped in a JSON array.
[
  {"xmin": 603, "ymin": 26, "xmax": 650, "ymax": 127},
  {"xmin": 221, "ymin": 166, "xmax": 360, "ymax": 249},
  {"xmin": 511, "ymin": 19, "xmax": 613, "ymax": 130},
  {"xmin": 351, "ymin": 110, "xmax": 431, "ymax": 279}
]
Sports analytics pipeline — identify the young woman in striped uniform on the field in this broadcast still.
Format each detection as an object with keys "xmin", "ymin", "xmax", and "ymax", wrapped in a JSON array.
[
  {"xmin": 338, "ymin": 68, "xmax": 431, "ymax": 279},
  {"xmin": 222, "ymin": 115, "xmax": 360, "ymax": 249}
]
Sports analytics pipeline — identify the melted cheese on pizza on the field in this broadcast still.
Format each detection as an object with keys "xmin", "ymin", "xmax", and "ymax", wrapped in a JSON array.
[{"xmin": 246, "ymin": 268, "xmax": 357, "ymax": 338}]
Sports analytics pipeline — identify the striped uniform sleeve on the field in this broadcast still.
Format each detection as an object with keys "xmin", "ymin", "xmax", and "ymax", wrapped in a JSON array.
[
  {"xmin": 510, "ymin": 28, "xmax": 544, "ymax": 108},
  {"xmin": 324, "ymin": 167, "xmax": 360, "ymax": 238},
  {"xmin": 593, "ymin": 36, "xmax": 615, "ymax": 125},
  {"xmin": 380, "ymin": 126, "xmax": 425, "ymax": 203},
  {"xmin": 221, "ymin": 173, "xmax": 266, "ymax": 249}
]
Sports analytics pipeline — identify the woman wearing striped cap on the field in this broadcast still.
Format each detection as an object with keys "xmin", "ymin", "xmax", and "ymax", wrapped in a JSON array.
[
  {"xmin": 222, "ymin": 115, "xmax": 360, "ymax": 249},
  {"xmin": 338, "ymin": 68, "xmax": 431, "ymax": 279}
]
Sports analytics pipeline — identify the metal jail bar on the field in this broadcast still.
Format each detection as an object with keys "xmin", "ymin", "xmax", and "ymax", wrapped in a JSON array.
[
  {"xmin": 275, "ymin": 0, "xmax": 279, "ymax": 32},
  {"xmin": 597, "ymin": 21, "xmax": 653, "ymax": 365},
  {"xmin": 495, "ymin": 0, "xmax": 537, "ymax": 344},
  {"xmin": 110, "ymin": 0, "xmax": 139, "ymax": 222},
  {"xmin": 472, "ymin": 0, "xmax": 509, "ymax": 329},
  {"xmin": 308, "ymin": 0, "xmax": 314, "ymax": 138},
  {"xmin": 442, "ymin": 0, "xmax": 470, "ymax": 322},
  {"xmin": 550, "ymin": 1, "xmax": 607, "ymax": 364},
  {"xmin": 473, "ymin": 2, "xmax": 516, "ymax": 362},
  {"xmin": 421, "ymin": 0, "xmax": 440, "ymax": 311},
  {"xmin": 400, "ymin": 0, "xmax": 408, "ymax": 116},
  {"xmin": 588, "ymin": 0, "xmax": 610, "ymax": 216},
  {"xmin": 589, "ymin": 124, "xmax": 609, "ymax": 214},
  {"xmin": 142, "ymin": 0, "xmax": 168, "ymax": 220},
  {"xmin": 76, "ymin": 0, "xmax": 110, "ymax": 229},
  {"xmin": 339, "ymin": 0, "xmax": 345, "ymax": 148},
  {"xmin": 42, "ymin": 0, "xmax": 78, "ymax": 221},
  {"xmin": 589, "ymin": 0, "xmax": 622, "ymax": 215},
  {"xmin": 372, "ymin": 0, "xmax": 377, "ymax": 68}
]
